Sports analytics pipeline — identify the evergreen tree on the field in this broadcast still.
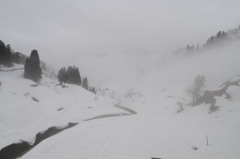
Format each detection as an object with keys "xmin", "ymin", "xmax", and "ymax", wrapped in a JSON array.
[
  {"xmin": 82, "ymin": 77, "xmax": 89, "ymax": 90},
  {"xmin": 0, "ymin": 40, "xmax": 5, "ymax": 64},
  {"xmin": 204, "ymin": 30, "xmax": 228, "ymax": 49},
  {"xmin": 58, "ymin": 67, "xmax": 65, "ymax": 83},
  {"xmin": 24, "ymin": 50, "xmax": 42, "ymax": 81},
  {"xmin": 76, "ymin": 67, "xmax": 82, "ymax": 85},
  {"xmin": 216, "ymin": 31, "xmax": 222, "ymax": 39},
  {"xmin": 5, "ymin": 45, "xmax": 13, "ymax": 66},
  {"xmin": 57, "ymin": 67, "xmax": 68, "ymax": 86},
  {"xmin": 62, "ymin": 68, "xmax": 68, "ymax": 83},
  {"xmin": 29, "ymin": 50, "xmax": 40, "ymax": 66},
  {"xmin": 66, "ymin": 66, "xmax": 73, "ymax": 83},
  {"xmin": 185, "ymin": 44, "xmax": 195, "ymax": 52},
  {"xmin": 24, "ymin": 58, "xmax": 31, "ymax": 78},
  {"xmin": 91, "ymin": 87, "xmax": 96, "ymax": 94},
  {"xmin": 0, "ymin": 40, "xmax": 13, "ymax": 67},
  {"xmin": 205, "ymin": 36, "xmax": 215, "ymax": 47},
  {"xmin": 216, "ymin": 31, "xmax": 227, "ymax": 40},
  {"xmin": 57, "ymin": 66, "xmax": 95, "ymax": 93},
  {"xmin": 57, "ymin": 66, "xmax": 81, "ymax": 86}
]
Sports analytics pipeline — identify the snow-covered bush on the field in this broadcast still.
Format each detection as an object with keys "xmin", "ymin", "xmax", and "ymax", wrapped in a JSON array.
[{"xmin": 187, "ymin": 75, "xmax": 205, "ymax": 104}]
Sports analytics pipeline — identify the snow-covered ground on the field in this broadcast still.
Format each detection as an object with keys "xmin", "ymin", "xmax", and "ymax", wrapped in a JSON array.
[
  {"xmin": 18, "ymin": 105, "xmax": 240, "ymax": 159},
  {"xmin": 0, "ymin": 66, "xmax": 125, "ymax": 150},
  {"xmin": 1, "ymin": 36, "xmax": 240, "ymax": 159}
]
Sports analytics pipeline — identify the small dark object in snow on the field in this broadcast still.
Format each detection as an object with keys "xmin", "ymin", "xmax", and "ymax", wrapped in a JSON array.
[
  {"xmin": 192, "ymin": 146, "xmax": 198, "ymax": 150},
  {"xmin": 57, "ymin": 107, "xmax": 64, "ymax": 111},
  {"xmin": 31, "ymin": 97, "xmax": 39, "ymax": 102},
  {"xmin": 30, "ymin": 84, "xmax": 38, "ymax": 87},
  {"xmin": 209, "ymin": 105, "xmax": 219, "ymax": 113},
  {"xmin": 176, "ymin": 102, "xmax": 184, "ymax": 113},
  {"xmin": 88, "ymin": 106, "xmax": 92, "ymax": 109},
  {"xmin": 152, "ymin": 158, "xmax": 161, "ymax": 159},
  {"xmin": 24, "ymin": 93, "xmax": 30, "ymax": 97}
]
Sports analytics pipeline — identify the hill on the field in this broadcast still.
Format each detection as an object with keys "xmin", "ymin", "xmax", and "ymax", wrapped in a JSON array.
[{"xmin": 0, "ymin": 26, "xmax": 240, "ymax": 159}]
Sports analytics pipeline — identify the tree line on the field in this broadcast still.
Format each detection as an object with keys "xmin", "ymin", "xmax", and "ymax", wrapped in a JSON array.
[
  {"xmin": 57, "ymin": 66, "xmax": 96, "ymax": 94},
  {"xmin": 0, "ymin": 39, "xmax": 96, "ymax": 94},
  {"xmin": 0, "ymin": 40, "xmax": 27, "ymax": 67},
  {"xmin": 183, "ymin": 29, "xmax": 232, "ymax": 54}
]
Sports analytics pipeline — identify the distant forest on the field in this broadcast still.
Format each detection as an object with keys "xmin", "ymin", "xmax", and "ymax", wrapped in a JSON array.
[
  {"xmin": 1, "ymin": 26, "xmax": 239, "ymax": 94},
  {"xmin": 175, "ymin": 26, "xmax": 240, "ymax": 54},
  {"xmin": 0, "ymin": 40, "xmax": 96, "ymax": 94},
  {"xmin": 0, "ymin": 40, "xmax": 27, "ymax": 66}
]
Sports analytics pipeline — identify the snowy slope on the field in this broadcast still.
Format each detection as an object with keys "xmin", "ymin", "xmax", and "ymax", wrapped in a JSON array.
[
  {"xmin": 18, "ymin": 106, "xmax": 240, "ymax": 159},
  {"xmin": 0, "ymin": 66, "xmax": 125, "ymax": 150},
  {"xmin": 14, "ymin": 37, "xmax": 240, "ymax": 159},
  {"xmin": 18, "ymin": 85, "xmax": 240, "ymax": 159},
  {"xmin": 1, "ymin": 31, "xmax": 240, "ymax": 159}
]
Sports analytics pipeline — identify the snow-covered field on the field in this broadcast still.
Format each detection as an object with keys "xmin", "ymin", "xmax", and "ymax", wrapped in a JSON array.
[
  {"xmin": 1, "ymin": 38, "xmax": 240, "ymax": 159},
  {"xmin": 0, "ymin": 66, "xmax": 124, "ymax": 150}
]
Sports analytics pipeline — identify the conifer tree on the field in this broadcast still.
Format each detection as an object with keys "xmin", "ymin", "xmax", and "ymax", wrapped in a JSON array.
[
  {"xmin": 24, "ymin": 50, "xmax": 42, "ymax": 81},
  {"xmin": 91, "ymin": 87, "xmax": 96, "ymax": 94},
  {"xmin": 0, "ymin": 40, "xmax": 13, "ymax": 67},
  {"xmin": 57, "ymin": 66, "xmax": 81, "ymax": 86},
  {"xmin": 76, "ymin": 67, "xmax": 82, "ymax": 85},
  {"xmin": 82, "ymin": 77, "xmax": 89, "ymax": 90}
]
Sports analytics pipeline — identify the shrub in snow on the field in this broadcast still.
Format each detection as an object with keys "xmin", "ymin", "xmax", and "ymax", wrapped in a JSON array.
[{"xmin": 188, "ymin": 75, "xmax": 205, "ymax": 104}]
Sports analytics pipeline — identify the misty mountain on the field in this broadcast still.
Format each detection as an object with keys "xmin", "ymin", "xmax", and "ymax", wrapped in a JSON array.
[{"xmin": 1, "ymin": 25, "xmax": 240, "ymax": 159}]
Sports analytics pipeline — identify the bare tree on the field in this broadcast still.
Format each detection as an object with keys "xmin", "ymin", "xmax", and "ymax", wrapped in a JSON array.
[{"xmin": 188, "ymin": 75, "xmax": 206, "ymax": 104}]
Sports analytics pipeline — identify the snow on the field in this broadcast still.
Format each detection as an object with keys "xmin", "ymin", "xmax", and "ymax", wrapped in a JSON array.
[
  {"xmin": 1, "ymin": 38, "xmax": 240, "ymax": 159},
  {"xmin": 19, "ymin": 104, "xmax": 240, "ymax": 159},
  {"xmin": 0, "ymin": 67, "xmax": 123, "ymax": 149}
]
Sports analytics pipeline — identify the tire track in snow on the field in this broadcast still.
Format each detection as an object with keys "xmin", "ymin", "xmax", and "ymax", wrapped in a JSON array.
[{"xmin": 99, "ymin": 124, "xmax": 126, "ymax": 158}]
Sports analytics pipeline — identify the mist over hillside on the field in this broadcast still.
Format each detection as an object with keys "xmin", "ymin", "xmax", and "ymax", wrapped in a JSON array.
[
  {"xmin": 1, "ymin": 1, "xmax": 240, "ymax": 159},
  {"xmin": 1, "ymin": 0, "xmax": 240, "ymax": 86},
  {"xmin": 1, "ymin": 25, "xmax": 240, "ymax": 159}
]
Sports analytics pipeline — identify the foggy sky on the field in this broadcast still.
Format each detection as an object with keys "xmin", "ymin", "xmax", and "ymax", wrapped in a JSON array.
[{"xmin": 0, "ymin": 0, "xmax": 240, "ymax": 86}]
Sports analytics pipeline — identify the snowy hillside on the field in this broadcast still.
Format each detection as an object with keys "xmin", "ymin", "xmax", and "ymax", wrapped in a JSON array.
[
  {"xmin": 1, "ymin": 30, "xmax": 240, "ymax": 159},
  {"xmin": 0, "ymin": 66, "xmax": 126, "ymax": 151}
]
